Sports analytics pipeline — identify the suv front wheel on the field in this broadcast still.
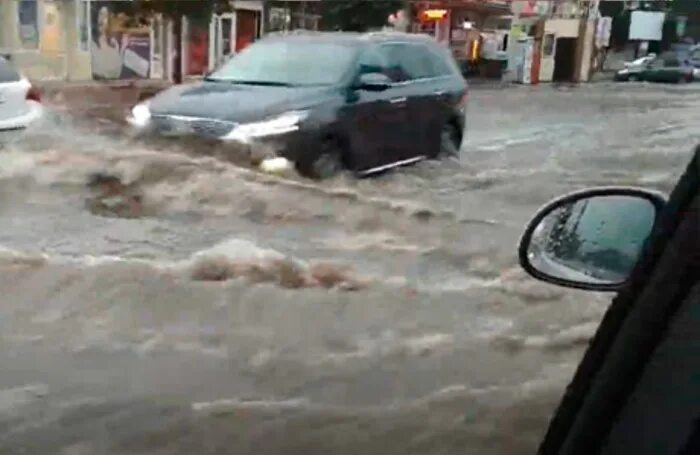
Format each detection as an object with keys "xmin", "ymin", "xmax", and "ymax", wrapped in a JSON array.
[{"xmin": 297, "ymin": 137, "xmax": 345, "ymax": 180}]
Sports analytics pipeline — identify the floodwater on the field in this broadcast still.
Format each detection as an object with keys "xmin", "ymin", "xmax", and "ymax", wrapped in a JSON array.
[{"xmin": 0, "ymin": 82, "xmax": 696, "ymax": 454}]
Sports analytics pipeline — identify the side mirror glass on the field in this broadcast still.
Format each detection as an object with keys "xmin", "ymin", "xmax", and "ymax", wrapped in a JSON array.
[
  {"xmin": 356, "ymin": 72, "xmax": 392, "ymax": 91},
  {"xmin": 518, "ymin": 188, "xmax": 666, "ymax": 292}
]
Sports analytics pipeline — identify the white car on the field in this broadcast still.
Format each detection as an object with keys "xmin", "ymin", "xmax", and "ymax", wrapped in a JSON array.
[
  {"xmin": 623, "ymin": 53, "xmax": 656, "ymax": 69},
  {"xmin": 0, "ymin": 56, "xmax": 43, "ymax": 131}
]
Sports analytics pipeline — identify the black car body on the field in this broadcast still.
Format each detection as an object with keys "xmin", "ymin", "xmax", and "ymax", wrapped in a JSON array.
[{"xmin": 128, "ymin": 31, "xmax": 468, "ymax": 178}]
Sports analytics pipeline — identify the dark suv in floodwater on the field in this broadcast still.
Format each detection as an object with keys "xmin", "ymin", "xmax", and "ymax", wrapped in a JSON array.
[{"xmin": 127, "ymin": 31, "xmax": 468, "ymax": 178}]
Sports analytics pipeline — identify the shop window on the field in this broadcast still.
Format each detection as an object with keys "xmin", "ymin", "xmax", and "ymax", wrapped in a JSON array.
[
  {"xmin": 18, "ymin": 0, "xmax": 40, "ymax": 50},
  {"xmin": 268, "ymin": 7, "xmax": 291, "ymax": 32},
  {"xmin": 543, "ymin": 34, "xmax": 555, "ymax": 57}
]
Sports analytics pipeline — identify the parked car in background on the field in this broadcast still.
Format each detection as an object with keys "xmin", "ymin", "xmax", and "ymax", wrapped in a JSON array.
[
  {"xmin": 622, "ymin": 53, "xmax": 656, "ymax": 69},
  {"xmin": 0, "ymin": 56, "xmax": 42, "ymax": 132},
  {"xmin": 615, "ymin": 53, "xmax": 693, "ymax": 83},
  {"xmin": 127, "ymin": 31, "xmax": 468, "ymax": 179}
]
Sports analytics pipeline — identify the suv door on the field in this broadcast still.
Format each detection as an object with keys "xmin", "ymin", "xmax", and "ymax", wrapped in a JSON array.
[
  {"xmin": 400, "ymin": 42, "xmax": 466, "ymax": 158},
  {"xmin": 340, "ymin": 44, "xmax": 413, "ymax": 172}
]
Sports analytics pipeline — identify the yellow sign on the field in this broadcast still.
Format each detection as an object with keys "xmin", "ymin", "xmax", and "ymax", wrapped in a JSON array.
[{"xmin": 423, "ymin": 9, "xmax": 448, "ymax": 21}]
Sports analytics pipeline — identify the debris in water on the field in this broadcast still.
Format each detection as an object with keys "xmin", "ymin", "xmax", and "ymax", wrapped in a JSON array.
[
  {"xmin": 190, "ymin": 255, "xmax": 366, "ymax": 291},
  {"xmin": 85, "ymin": 172, "xmax": 146, "ymax": 218}
]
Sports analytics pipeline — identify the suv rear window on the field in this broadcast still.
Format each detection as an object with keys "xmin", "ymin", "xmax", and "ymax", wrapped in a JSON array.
[{"xmin": 0, "ymin": 57, "xmax": 20, "ymax": 83}]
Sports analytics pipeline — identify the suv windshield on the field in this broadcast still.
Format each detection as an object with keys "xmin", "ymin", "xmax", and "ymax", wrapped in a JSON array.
[{"xmin": 207, "ymin": 39, "xmax": 359, "ymax": 86}]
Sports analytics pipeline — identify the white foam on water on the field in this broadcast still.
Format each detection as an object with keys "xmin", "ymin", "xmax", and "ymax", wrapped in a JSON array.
[{"xmin": 192, "ymin": 397, "xmax": 310, "ymax": 413}]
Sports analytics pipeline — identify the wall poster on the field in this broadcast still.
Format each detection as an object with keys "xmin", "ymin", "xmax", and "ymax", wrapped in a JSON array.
[{"xmin": 90, "ymin": 1, "xmax": 152, "ymax": 80}]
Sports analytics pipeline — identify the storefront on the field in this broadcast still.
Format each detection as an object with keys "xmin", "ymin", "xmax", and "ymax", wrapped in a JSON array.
[
  {"xmin": 1, "ymin": 0, "xmax": 270, "ymax": 82},
  {"xmin": 412, "ymin": 1, "xmax": 512, "ymax": 76},
  {"xmin": 0, "ymin": 0, "xmax": 78, "ymax": 80}
]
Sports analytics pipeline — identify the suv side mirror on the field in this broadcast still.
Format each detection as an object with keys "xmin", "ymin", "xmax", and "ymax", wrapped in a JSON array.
[
  {"xmin": 356, "ymin": 72, "xmax": 392, "ymax": 91},
  {"xmin": 518, "ymin": 187, "xmax": 666, "ymax": 292}
]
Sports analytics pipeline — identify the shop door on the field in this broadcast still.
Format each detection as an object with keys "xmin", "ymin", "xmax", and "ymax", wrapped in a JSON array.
[
  {"xmin": 539, "ymin": 33, "xmax": 556, "ymax": 82},
  {"xmin": 213, "ymin": 14, "xmax": 235, "ymax": 69},
  {"xmin": 236, "ymin": 10, "xmax": 259, "ymax": 52}
]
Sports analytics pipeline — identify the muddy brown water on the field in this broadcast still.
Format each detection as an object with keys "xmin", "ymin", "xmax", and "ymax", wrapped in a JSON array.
[{"xmin": 0, "ymin": 82, "xmax": 696, "ymax": 454}]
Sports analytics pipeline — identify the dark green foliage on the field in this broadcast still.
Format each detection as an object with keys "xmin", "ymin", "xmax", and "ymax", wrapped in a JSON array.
[
  {"xmin": 133, "ymin": 0, "xmax": 232, "ymax": 20},
  {"xmin": 318, "ymin": 0, "xmax": 405, "ymax": 31}
]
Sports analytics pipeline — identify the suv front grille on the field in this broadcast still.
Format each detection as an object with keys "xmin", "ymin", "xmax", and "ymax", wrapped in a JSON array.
[{"xmin": 152, "ymin": 115, "xmax": 235, "ymax": 138}]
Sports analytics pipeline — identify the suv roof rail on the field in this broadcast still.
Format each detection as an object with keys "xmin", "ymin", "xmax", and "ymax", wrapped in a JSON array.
[
  {"xmin": 266, "ymin": 28, "xmax": 319, "ymax": 37},
  {"xmin": 361, "ymin": 30, "xmax": 434, "ymax": 42}
]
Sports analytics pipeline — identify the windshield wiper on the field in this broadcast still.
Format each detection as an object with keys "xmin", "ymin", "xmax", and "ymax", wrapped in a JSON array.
[{"xmin": 219, "ymin": 79, "xmax": 296, "ymax": 87}]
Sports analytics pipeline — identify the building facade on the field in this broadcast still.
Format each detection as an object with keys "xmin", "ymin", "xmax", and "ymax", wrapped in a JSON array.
[
  {"xmin": 0, "ymin": 0, "xmax": 91, "ymax": 80},
  {"xmin": 0, "ymin": 0, "xmax": 271, "ymax": 82}
]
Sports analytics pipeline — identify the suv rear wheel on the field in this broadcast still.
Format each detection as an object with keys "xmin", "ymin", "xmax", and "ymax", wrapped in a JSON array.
[{"xmin": 438, "ymin": 122, "xmax": 462, "ymax": 158}]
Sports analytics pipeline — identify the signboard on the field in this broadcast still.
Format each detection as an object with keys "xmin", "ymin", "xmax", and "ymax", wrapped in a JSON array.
[
  {"xmin": 419, "ymin": 9, "xmax": 448, "ymax": 22},
  {"xmin": 629, "ymin": 10, "xmax": 665, "ymax": 41}
]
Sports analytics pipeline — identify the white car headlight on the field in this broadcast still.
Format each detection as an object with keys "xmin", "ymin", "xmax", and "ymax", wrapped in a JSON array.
[
  {"xmin": 221, "ymin": 110, "xmax": 309, "ymax": 142},
  {"xmin": 127, "ymin": 102, "xmax": 151, "ymax": 127}
]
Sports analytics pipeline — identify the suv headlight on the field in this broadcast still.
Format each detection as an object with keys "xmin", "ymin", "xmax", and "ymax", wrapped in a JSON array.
[
  {"xmin": 221, "ymin": 110, "xmax": 309, "ymax": 143},
  {"xmin": 127, "ymin": 102, "xmax": 151, "ymax": 127}
]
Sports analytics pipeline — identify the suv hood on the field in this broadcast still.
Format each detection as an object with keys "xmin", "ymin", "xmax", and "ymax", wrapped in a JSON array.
[{"xmin": 148, "ymin": 81, "xmax": 337, "ymax": 123}]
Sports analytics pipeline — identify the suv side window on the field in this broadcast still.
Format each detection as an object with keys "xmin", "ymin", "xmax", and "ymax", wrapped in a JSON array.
[
  {"xmin": 376, "ymin": 43, "xmax": 452, "ymax": 82},
  {"xmin": 425, "ymin": 45, "xmax": 455, "ymax": 77},
  {"xmin": 376, "ymin": 43, "xmax": 412, "ymax": 83},
  {"xmin": 0, "ymin": 57, "xmax": 20, "ymax": 83},
  {"xmin": 356, "ymin": 47, "xmax": 388, "ymax": 77}
]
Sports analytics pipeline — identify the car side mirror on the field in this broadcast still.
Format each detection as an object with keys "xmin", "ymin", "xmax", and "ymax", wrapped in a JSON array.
[
  {"xmin": 518, "ymin": 187, "xmax": 666, "ymax": 292},
  {"xmin": 356, "ymin": 72, "xmax": 392, "ymax": 92}
]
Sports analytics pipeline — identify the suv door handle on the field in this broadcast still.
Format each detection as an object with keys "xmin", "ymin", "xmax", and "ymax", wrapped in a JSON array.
[
  {"xmin": 390, "ymin": 97, "xmax": 407, "ymax": 104},
  {"xmin": 434, "ymin": 90, "xmax": 446, "ymax": 96}
]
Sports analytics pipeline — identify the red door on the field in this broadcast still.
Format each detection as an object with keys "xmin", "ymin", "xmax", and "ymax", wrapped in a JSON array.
[{"xmin": 236, "ymin": 10, "xmax": 258, "ymax": 52}]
